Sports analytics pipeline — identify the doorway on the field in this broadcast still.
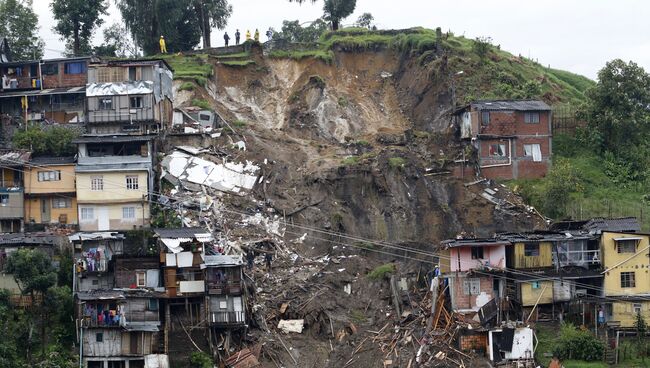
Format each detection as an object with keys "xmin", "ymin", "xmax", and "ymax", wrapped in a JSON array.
[{"xmin": 41, "ymin": 198, "xmax": 51, "ymax": 222}]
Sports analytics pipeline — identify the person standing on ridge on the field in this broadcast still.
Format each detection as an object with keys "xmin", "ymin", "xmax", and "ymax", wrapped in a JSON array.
[
  {"xmin": 246, "ymin": 30, "xmax": 251, "ymax": 41},
  {"xmin": 159, "ymin": 35, "xmax": 167, "ymax": 54},
  {"xmin": 254, "ymin": 29, "xmax": 260, "ymax": 42},
  {"xmin": 235, "ymin": 29, "xmax": 241, "ymax": 45},
  {"xmin": 266, "ymin": 28, "xmax": 273, "ymax": 41},
  {"xmin": 224, "ymin": 32, "xmax": 230, "ymax": 47}
]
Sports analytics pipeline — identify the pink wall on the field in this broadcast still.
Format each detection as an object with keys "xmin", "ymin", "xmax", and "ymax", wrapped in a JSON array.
[{"xmin": 449, "ymin": 245, "xmax": 506, "ymax": 272}]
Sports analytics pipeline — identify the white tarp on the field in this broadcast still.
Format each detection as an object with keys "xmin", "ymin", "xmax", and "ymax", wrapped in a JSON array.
[
  {"xmin": 179, "ymin": 280, "xmax": 204, "ymax": 293},
  {"xmin": 165, "ymin": 253, "xmax": 177, "ymax": 267},
  {"xmin": 145, "ymin": 354, "xmax": 169, "ymax": 368},
  {"xmin": 86, "ymin": 81, "xmax": 154, "ymax": 97},
  {"xmin": 146, "ymin": 270, "xmax": 160, "ymax": 288},
  {"xmin": 176, "ymin": 252, "xmax": 194, "ymax": 268},
  {"xmin": 161, "ymin": 238, "xmax": 183, "ymax": 253},
  {"xmin": 161, "ymin": 150, "xmax": 260, "ymax": 195}
]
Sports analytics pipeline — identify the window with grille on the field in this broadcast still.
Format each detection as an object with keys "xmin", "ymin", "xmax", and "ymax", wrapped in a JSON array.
[
  {"xmin": 621, "ymin": 272, "xmax": 636, "ymax": 288},
  {"xmin": 0, "ymin": 194, "xmax": 8, "ymax": 205},
  {"xmin": 91, "ymin": 176, "xmax": 103, "ymax": 191},
  {"xmin": 80, "ymin": 207, "xmax": 94, "ymax": 220},
  {"xmin": 52, "ymin": 198, "xmax": 71, "ymax": 208},
  {"xmin": 130, "ymin": 96, "xmax": 143, "ymax": 109},
  {"xmin": 481, "ymin": 111, "xmax": 490, "ymax": 125},
  {"xmin": 489, "ymin": 144, "xmax": 507, "ymax": 157},
  {"xmin": 99, "ymin": 98, "xmax": 113, "ymax": 110},
  {"xmin": 471, "ymin": 247, "xmax": 484, "ymax": 259},
  {"xmin": 95, "ymin": 332, "xmax": 103, "ymax": 342},
  {"xmin": 463, "ymin": 278, "xmax": 481, "ymax": 295},
  {"xmin": 126, "ymin": 175, "xmax": 139, "ymax": 190},
  {"xmin": 616, "ymin": 239, "xmax": 637, "ymax": 253},
  {"xmin": 524, "ymin": 112, "xmax": 540, "ymax": 123},
  {"xmin": 122, "ymin": 207, "xmax": 135, "ymax": 219},
  {"xmin": 37, "ymin": 170, "xmax": 61, "ymax": 181},
  {"xmin": 531, "ymin": 281, "xmax": 541, "ymax": 289},
  {"xmin": 524, "ymin": 243, "xmax": 540, "ymax": 257},
  {"xmin": 634, "ymin": 303, "xmax": 642, "ymax": 314},
  {"xmin": 136, "ymin": 272, "xmax": 146, "ymax": 287}
]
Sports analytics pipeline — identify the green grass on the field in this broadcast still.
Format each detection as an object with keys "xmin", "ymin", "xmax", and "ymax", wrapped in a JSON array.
[
  {"xmin": 178, "ymin": 82, "xmax": 195, "ymax": 91},
  {"xmin": 212, "ymin": 52, "xmax": 250, "ymax": 59},
  {"xmin": 388, "ymin": 157, "xmax": 406, "ymax": 169},
  {"xmin": 269, "ymin": 49, "xmax": 334, "ymax": 64},
  {"xmin": 158, "ymin": 54, "xmax": 213, "ymax": 86},
  {"xmin": 221, "ymin": 60, "xmax": 255, "ymax": 67},
  {"xmin": 562, "ymin": 361, "xmax": 608, "ymax": 368},
  {"xmin": 349, "ymin": 310, "xmax": 367, "ymax": 324},
  {"xmin": 367, "ymin": 263, "xmax": 395, "ymax": 280},
  {"xmin": 341, "ymin": 156, "xmax": 359, "ymax": 165},
  {"xmin": 232, "ymin": 120, "xmax": 247, "ymax": 128},
  {"xmin": 191, "ymin": 98, "xmax": 211, "ymax": 110}
]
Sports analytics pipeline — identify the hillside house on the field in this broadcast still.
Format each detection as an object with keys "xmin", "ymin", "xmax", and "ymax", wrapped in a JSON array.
[
  {"xmin": 205, "ymin": 254, "xmax": 246, "ymax": 327},
  {"xmin": 442, "ymin": 238, "xmax": 507, "ymax": 316},
  {"xmin": 599, "ymin": 231, "xmax": 650, "ymax": 328},
  {"xmin": 0, "ymin": 56, "xmax": 92, "ymax": 125},
  {"xmin": 0, "ymin": 149, "xmax": 30, "ymax": 232},
  {"xmin": 71, "ymin": 232, "xmax": 125, "ymax": 292},
  {"xmin": 24, "ymin": 156, "xmax": 77, "ymax": 226},
  {"xmin": 74, "ymin": 135, "xmax": 154, "ymax": 231},
  {"xmin": 86, "ymin": 59, "xmax": 173, "ymax": 135},
  {"xmin": 455, "ymin": 100, "xmax": 552, "ymax": 180}
]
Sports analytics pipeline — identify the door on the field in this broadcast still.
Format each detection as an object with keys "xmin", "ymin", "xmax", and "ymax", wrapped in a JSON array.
[
  {"xmin": 41, "ymin": 198, "xmax": 51, "ymax": 223},
  {"xmin": 97, "ymin": 206, "xmax": 109, "ymax": 230}
]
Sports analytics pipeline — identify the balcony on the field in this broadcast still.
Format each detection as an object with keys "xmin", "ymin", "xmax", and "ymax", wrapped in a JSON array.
[
  {"xmin": 207, "ymin": 281, "xmax": 242, "ymax": 295},
  {"xmin": 209, "ymin": 311, "xmax": 245, "ymax": 326},
  {"xmin": 81, "ymin": 310, "xmax": 159, "ymax": 328},
  {"xmin": 556, "ymin": 249, "xmax": 601, "ymax": 269}
]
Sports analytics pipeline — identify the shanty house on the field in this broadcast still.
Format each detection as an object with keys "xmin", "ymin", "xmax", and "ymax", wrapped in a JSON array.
[
  {"xmin": 0, "ymin": 149, "xmax": 30, "ymax": 232},
  {"xmin": 24, "ymin": 156, "xmax": 77, "ymax": 226},
  {"xmin": 455, "ymin": 100, "xmax": 552, "ymax": 179},
  {"xmin": 74, "ymin": 135, "xmax": 154, "ymax": 231},
  {"xmin": 442, "ymin": 238, "xmax": 507, "ymax": 316},
  {"xmin": 205, "ymin": 254, "xmax": 246, "ymax": 326},
  {"xmin": 599, "ymin": 231, "xmax": 650, "ymax": 328},
  {"xmin": 71, "ymin": 232, "xmax": 125, "ymax": 292},
  {"xmin": 85, "ymin": 59, "xmax": 173, "ymax": 135}
]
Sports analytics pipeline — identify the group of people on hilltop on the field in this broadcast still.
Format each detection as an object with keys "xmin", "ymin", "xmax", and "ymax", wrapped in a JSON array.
[
  {"xmin": 223, "ymin": 28, "xmax": 273, "ymax": 47},
  {"xmin": 158, "ymin": 27, "xmax": 274, "ymax": 53}
]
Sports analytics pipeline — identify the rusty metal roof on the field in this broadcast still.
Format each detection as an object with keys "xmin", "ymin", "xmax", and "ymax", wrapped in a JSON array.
[{"xmin": 0, "ymin": 149, "xmax": 30, "ymax": 166}]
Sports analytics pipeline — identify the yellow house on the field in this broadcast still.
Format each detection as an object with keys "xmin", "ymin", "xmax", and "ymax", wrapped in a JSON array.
[
  {"xmin": 600, "ymin": 231, "xmax": 650, "ymax": 327},
  {"xmin": 511, "ymin": 241, "xmax": 553, "ymax": 269},
  {"xmin": 74, "ymin": 135, "xmax": 154, "ymax": 232},
  {"xmin": 24, "ymin": 157, "xmax": 78, "ymax": 225}
]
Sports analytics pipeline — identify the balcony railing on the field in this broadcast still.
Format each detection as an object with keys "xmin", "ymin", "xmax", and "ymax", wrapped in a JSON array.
[
  {"xmin": 556, "ymin": 250, "xmax": 601, "ymax": 268},
  {"xmin": 0, "ymin": 181, "xmax": 22, "ymax": 188},
  {"xmin": 209, "ymin": 311, "xmax": 245, "ymax": 325},
  {"xmin": 81, "ymin": 310, "xmax": 159, "ymax": 328},
  {"xmin": 206, "ymin": 281, "xmax": 242, "ymax": 295}
]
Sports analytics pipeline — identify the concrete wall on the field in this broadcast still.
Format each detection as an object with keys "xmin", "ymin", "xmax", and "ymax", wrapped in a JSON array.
[
  {"xmin": 78, "ymin": 202, "xmax": 150, "ymax": 231},
  {"xmin": 612, "ymin": 301, "xmax": 650, "ymax": 328},
  {"xmin": 25, "ymin": 195, "xmax": 78, "ymax": 224},
  {"xmin": 0, "ymin": 190, "xmax": 23, "ymax": 219},
  {"xmin": 76, "ymin": 171, "xmax": 149, "ymax": 202},
  {"xmin": 449, "ymin": 245, "xmax": 506, "ymax": 272},
  {"xmin": 520, "ymin": 280, "xmax": 553, "ymax": 306},
  {"xmin": 24, "ymin": 164, "xmax": 76, "ymax": 194},
  {"xmin": 601, "ymin": 232, "xmax": 650, "ymax": 296}
]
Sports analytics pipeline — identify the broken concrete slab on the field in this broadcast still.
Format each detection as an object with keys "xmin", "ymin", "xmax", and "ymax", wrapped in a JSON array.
[{"xmin": 277, "ymin": 319, "xmax": 304, "ymax": 334}]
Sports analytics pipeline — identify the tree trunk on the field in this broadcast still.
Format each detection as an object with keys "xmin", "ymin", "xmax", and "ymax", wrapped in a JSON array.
[
  {"xmin": 332, "ymin": 19, "xmax": 340, "ymax": 31},
  {"xmin": 203, "ymin": 12, "xmax": 211, "ymax": 48},
  {"xmin": 73, "ymin": 26, "xmax": 80, "ymax": 56}
]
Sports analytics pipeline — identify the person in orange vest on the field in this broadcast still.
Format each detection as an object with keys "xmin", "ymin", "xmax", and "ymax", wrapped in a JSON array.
[
  {"xmin": 245, "ymin": 30, "xmax": 251, "ymax": 41},
  {"xmin": 159, "ymin": 36, "xmax": 167, "ymax": 54}
]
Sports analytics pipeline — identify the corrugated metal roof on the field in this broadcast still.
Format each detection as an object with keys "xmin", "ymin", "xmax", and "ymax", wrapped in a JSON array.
[
  {"xmin": 0, "ymin": 149, "xmax": 31, "ymax": 166},
  {"xmin": 73, "ymin": 135, "xmax": 155, "ymax": 144},
  {"xmin": 154, "ymin": 227, "xmax": 211, "ymax": 239},
  {"xmin": 30, "ymin": 156, "xmax": 76, "ymax": 165},
  {"xmin": 442, "ymin": 239, "xmax": 510, "ymax": 248},
  {"xmin": 0, "ymin": 233, "xmax": 63, "ymax": 245},
  {"xmin": 470, "ymin": 100, "xmax": 551, "ymax": 111},
  {"xmin": 0, "ymin": 86, "xmax": 85, "ymax": 99},
  {"xmin": 584, "ymin": 217, "xmax": 641, "ymax": 233}
]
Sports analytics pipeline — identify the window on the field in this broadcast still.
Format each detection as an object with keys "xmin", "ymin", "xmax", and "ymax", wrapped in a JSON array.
[
  {"xmin": 42, "ymin": 63, "xmax": 58, "ymax": 75},
  {"xmin": 471, "ymin": 247, "xmax": 484, "ymax": 260},
  {"xmin": 136, "ymin": 272, "xmax": 146, "ymax": 287},
  {"xmin": 95, "ymin": 332, "xmax": 103, "ymax": 342},
  {"xmin": 621, "ymin": 272, "xmax": 636, "ymax": 288},
  {"xmin": 634, "ymin": 303, "xmax": 642, "ymax": 314},
  {"xmin": 123, "ymin": 207, "xmax": 136, "ymax": 219},
  {"xmin": 91, "ymin": 176, "xmax": 103, "ymax": 191},
  {"xmin": 617, "ymin": 239, "xmax": 637, "ymax": 254},
  {"xmin": 523, "ymin": 144, "xmax": 542, "ymax": 162},
  {"xmin": 128, "ymin": 66, "xmax": 137, "ymax": 81},
  {"xmin": 99, "ymin": 98, "xmax": 113, "ymax": 110},
  {"xmin": 531, "ymin": 281, "xmax": 541, "ymax": 289},
  {"xmin": 64, "ymin": 62, "xmax": 86, "ymax": 75},
  {"xmin": 0, "ymin": 194, "xmax": 8, "ymax": 205},
  {"xmin": 463, "ymin": 278, "xmax": 481, "ymax": 295},
  {"xmin": 126, "ymin": 175, "xmax": 139, "ymax": 190},
  {"xmin": 37, "ymin": 170, "xmax": 61, "ymax": 181},
  {"xmin": 199, "ymin": 113, "xmax": 211, "ymax": 121},
  {"xmin": 148, "ymin": 299, "xmax": 159, "ymax": 311},
  {"xmin": 80, "ymin": 207, "xmax": 94, "ymax": 220},
  {"xmin": 481, "ymin": 111, "xmax": 490, "ymax": 125},
  {"xmin": 524, "ymin": 243, "xmax": 540, "ymax": 257},
  {"xmin": 524, "ymin": 112, "xmax": 540, "ymax": 123},
  {"xmin": 489, "ymin": 144, "xmax": 507, "ymax": 157},
  {"xmin": 52, "ymin": 198, "xmax": 71, "ymax": 208},
  {"xmin": 130, "ymin": 96, "xmax": 143, "ymax": 109}
]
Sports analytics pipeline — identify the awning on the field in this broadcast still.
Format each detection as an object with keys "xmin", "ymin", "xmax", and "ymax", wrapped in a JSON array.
[
  {"xmin": 161, "ymin": 238, "xmax": 186, "ymax": 253},
  {"xmin": 613, "ymin": 237, "xmax": 644, "ymax": 241},
  {"xmin": 195, "ymin": 233, "xmax": 213, "ymax": 243},
  {"xmin": 124, "ymin": 323, "xmax": 160, "ymax": 332}
]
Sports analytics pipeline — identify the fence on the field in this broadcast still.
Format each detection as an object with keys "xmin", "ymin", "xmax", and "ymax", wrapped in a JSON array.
[{"xmin": 552, "ymin": 105, "xmax": 587, "ymax": 135}]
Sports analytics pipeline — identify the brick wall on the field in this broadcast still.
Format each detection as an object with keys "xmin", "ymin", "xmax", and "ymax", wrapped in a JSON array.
[
  {"xmin": 115, "ymin": 257, "xmax": 159, "ymax": 288},
  {"xmin": 478, "ymin": 110, "xmax": 551, "ymax": 136},
  {"xmin": 42, "ymin": 61, "xmax": 88, "ymax": 89},
  {"xmin": 459, "ymin": 332, "xmax": 488, "ymax": 353},
  {"xmin": 451, "ymin": 275, "xmax": 495, "ymax": 311}
]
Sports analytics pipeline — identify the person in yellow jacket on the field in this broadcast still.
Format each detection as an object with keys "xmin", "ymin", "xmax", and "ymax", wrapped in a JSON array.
[
  {"xmin": 254, "ymin": 29, "xmax": 260, "ymax": 42},
  {"xmin": 159, "ymin": 35, "xmax": 167, "ymax": 54},
  {"xmin": 245, "ymin": 30, "xmax": 251, "ymax": 41}
]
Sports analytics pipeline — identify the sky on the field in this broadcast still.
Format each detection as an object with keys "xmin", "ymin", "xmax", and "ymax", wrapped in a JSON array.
[{"xmin": 32, "ymin": 0, "xmax": 650, "ymax": 80}]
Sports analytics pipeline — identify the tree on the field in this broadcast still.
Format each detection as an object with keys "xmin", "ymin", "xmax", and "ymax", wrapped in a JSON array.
[
  {"xmin": 116, "ymin": 0, "xmax": 202, "ymax": 55},
  {"xmin": 473, "ymin": 36, "xmax": 493, "ymax": 62},
  {"xmin": 13, "ymin": 126, "xmax": 80, "ymax": 156},
  {"xmin": 5, "ymin": 249, "xmax": 56, "ymax": 296},
  {"xmin": 94, "ymin": 23, "xmax": 138, "ymax": 58},
  {"xmin": 355, "ymin": 12, "xmax": 374, "ymax": 29},
  {"xmin": 579, "ymin": 59, "xmax": 650, "ymax": 157},
  {"xmin": 542, "ymin": 158, "xmax": 583, "ymax": 219},
  {"xmin": 0, "ymin": 0, "xmax": 43, "ymax": 60},
  {"xmin": 288, "ymin": 0, "xmax": 356, "ymax": 30},
  {"xmin": 273, "ymin": 19, "xmax": 328, "ymax": 43},
  {"xmin": 50, "ymin": 0, "xmax": 108, "ymax": 57},
  {"xmin": 192, "ymin": 0, "xmax": 232, "ymax": 49}
]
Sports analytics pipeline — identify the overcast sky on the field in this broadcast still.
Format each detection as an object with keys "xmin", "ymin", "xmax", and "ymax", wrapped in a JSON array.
[{"xmin": 32, "ymin": 0, "xmax": 650, "ymax": 80}]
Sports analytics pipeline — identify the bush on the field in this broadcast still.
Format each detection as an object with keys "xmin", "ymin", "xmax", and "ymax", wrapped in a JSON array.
[
  {"xmin": 190, "ymin": 351, "xmax": 213, "ymax": 368},
  {"xmin": 191, "ymin": 99, "xmax": 211, "ymax": 110},
  {"xmin": 367, "ymin": 263, "xmax": 395, "ymax": 280},
  {"xmin": 388, "ymin": 157, "xmax": 406, "ymax": 169},
  {"xmin": 178, "ymin": 82, "xmax": 195, "ymax": 91},
  {"xmin": 473, "ymin": 36, "xmax": 493, "ymax": 61},
  {"xmin": 13, "ymin": 126, "xmax": 80, "ymax": 156},
  {"xmin": 554, "ymin": 323, "xmax": 604, "ymax": 361}
]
